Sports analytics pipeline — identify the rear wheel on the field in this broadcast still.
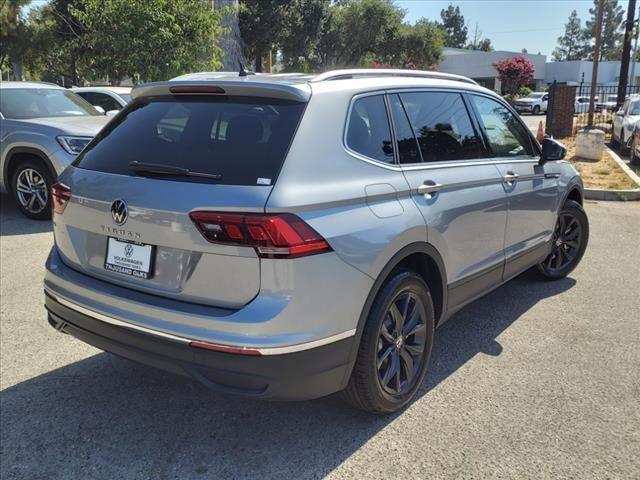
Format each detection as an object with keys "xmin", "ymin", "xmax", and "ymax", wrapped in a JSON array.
[
  {"xmin": 342, "ymin": 271, "xmax": 435, "ymax": 414},
  {"xmin": 10, "ymin": 158, "xmax": 53, "ymax": 220},
  {"xmin": 536, "ymin": 200, "xmax": 589, "ymax": 280}
]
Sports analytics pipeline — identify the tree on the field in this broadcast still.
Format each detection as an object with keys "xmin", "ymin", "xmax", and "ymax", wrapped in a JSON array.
[
  {"xmin": 439, "ymin": 4, "xmax": 467, "ymax": 48},
  {"xmin": 333, "ymin": 0, "xmax": 405, "ymax": 67},
  {"xmin": 280, "ymin": 0, "xmax": 330, "ymax": 71},
  {"xmin": 584, "ymin": 0, "xmax": 624, "ymax": 61},
  {"xmin": 400, "ymin": 18, "xmax": 445, "ymax": 69},
  {"xmin": 553, "ymin": 9, "xmax": 587, "ymax": 61},
  {"xmin": 1, "ymin": 0, "xmax": 32, "ymax": 79},
  {"xmin": 494, "ymin": 55, "xmax": 535, "ymax": 95},
  {"xmin": 72, "ymin": 0, "xmax": 223, "ymax": 84},
  {"xmin": 466, "ymin": 23, "xmax": 492, "ymax": 51},
  {"xmin": 239, "ymin": 0, "xmax": 288, "ymax": 72},
  {"xmin": 477, "ymin": 38, "xmax": 493, "ymax": 52}
]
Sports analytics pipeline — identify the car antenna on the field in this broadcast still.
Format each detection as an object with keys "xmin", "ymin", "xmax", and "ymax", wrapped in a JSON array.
[{"xmin": 239, "ymin": 61, "xmax": 247, "ymax": 77}]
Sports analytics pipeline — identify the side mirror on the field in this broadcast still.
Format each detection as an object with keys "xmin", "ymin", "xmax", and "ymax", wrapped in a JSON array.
[
  {"xmin": 540, "ymin": 137, "xmax": 566, "ymax": 164},
  {"xmin": 93, "ymin": 105, "xmax": 106, "ymax": 114},
  {"xmin": 106, "ymin": 110, "xmax": 119, "ymax": 117}
]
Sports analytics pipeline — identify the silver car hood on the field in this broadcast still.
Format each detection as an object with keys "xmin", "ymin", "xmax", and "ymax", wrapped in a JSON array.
[{"xmin": 18, "ymin": 115, "xmax": 111, "ymax": 136}]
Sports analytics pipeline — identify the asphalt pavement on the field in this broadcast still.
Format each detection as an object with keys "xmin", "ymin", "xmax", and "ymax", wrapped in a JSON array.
[{"xmin": 1, "ymin": 195, "xmax": 639, "ymax": 479}]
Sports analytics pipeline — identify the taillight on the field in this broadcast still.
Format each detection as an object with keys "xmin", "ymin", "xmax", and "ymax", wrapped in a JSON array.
[
  {"xmin": 51, "ymin": 183, "xmax": 71, "ymax": 214},
  {"xmin": 189, "ymin": 212, "xmax": 332, "ymax": 258}
]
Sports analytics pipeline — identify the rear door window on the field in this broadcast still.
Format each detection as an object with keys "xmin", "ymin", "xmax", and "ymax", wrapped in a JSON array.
[
  {"xmin": 398, "ymin": 92, "xmax": 485, "ymax": 162},
  {"xmin": 346, "ymin": 95, "xmax": 394, "ymax": 163},
  {"xmin": 388, "ymin": 94, "xmax": 421, "ymax": 164},
  {"xmin": 74, "ymin": 96, "xmax": 306, "ymax": 186}
]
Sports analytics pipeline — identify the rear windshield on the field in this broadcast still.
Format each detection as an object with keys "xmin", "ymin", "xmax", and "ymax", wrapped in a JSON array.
[{"xmin": 74, "ymin": 96, "xmax": 305, "ymax": 186}]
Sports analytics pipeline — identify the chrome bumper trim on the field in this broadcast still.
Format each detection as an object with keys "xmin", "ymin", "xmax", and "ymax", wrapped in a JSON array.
[{"xmin": 45, "ymin": 288, "xmax": 356, "ymax": 355}]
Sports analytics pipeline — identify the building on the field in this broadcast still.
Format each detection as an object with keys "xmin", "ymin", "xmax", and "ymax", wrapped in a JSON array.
[
  {"xmin": 544, "ymin": 60, "xmax": 640, "ymax": 87},
  {"xmin": 438, "ymin": 48, "xmax": 547, "ymax": 92}
]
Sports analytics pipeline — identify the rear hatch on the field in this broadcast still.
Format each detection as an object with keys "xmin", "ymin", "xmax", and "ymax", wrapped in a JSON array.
[{"xmin": 53, "ymin": 91, "xmax": 306, "ymax": 309}]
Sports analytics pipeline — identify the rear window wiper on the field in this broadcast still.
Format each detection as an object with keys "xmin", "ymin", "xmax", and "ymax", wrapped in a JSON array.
[{"xmin": 128, "ymin": 161, "xmax": 222, "ymax": 180}]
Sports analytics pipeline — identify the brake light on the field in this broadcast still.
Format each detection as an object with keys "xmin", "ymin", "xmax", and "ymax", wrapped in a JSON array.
[
  {"xmin": 51, "ymin": 183, "xmax": 71, "ymax": 214},
  {"xmin": 169, "ymin": 86, "xmax": 226, "ymax": 94},
  {"xmin": 189, "ymin": 212, "xmax": 332, "ymax": 258}
]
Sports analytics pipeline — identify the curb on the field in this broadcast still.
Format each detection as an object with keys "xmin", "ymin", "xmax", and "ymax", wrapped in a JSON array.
[{"xmin": 584, "ymin": 146, "xmax": 640, "ymax": 201}]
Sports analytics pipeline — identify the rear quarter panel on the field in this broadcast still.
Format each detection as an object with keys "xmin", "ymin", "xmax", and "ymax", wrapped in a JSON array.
[{"xmin": 266, "ymin": 87, "xmax": 427, "ymax": 281}]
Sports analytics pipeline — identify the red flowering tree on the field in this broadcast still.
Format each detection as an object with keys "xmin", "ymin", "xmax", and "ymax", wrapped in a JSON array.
[{"xmin": 493, "ymin": 55, "xmax": 535, "ymax": 95}]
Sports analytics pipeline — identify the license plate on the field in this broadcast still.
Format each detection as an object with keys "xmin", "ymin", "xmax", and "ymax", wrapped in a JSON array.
[{"xmin": 104, "ymin": 237, "xmax": 155, "ymax": 279}]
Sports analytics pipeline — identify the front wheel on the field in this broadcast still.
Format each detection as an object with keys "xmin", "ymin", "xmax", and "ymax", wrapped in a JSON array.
[
  {"xmin": 631, "ymin": 135, "xmax": 640, "ymax": 165},
  {"xmin": 532, "ymin": 105, "xmax": 540, "ymax": 115},
  {"xmin": 342, "ymin": 271, "xmax": 435, "ymax": 414},
  {"xmin": 10, "ymin": 159, "xmax": 54, "ymax": 220},
  {"xmin": 536, "ymin": 200, "xmax": 589, "ymax": 280}
]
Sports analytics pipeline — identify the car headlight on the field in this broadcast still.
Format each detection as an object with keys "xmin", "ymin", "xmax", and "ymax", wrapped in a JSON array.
[{"xmin": 56, "ymin": 136, "xmax": 93, "ymax": 155}]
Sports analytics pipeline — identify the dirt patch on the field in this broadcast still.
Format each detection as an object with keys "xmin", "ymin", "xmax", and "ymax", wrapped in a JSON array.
[{"xmin": 557, "ymin": 136, "xmax": 637, "ymax": 190}]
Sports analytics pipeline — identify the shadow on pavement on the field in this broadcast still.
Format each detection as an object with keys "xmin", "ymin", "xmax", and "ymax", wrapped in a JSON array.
[
  {"xmin": 0, "ymin": 194, "xmax": 52, "ymax": 236},
  {"xmin": 0, "ymin": 270, "xmax": 574, "ymax": 479}
]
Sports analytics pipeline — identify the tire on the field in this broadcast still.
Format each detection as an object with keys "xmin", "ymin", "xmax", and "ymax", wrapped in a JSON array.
[
  {"xmin": 10, "ymin": 158, "xmax": 54, "ymax": 220},
  {"xmin": 342, "ymin": 271, "xmax": 435, "ymax": 414},
  {"xmin": 619, "ymin": 131, "xmax": 629, "ymax": 155},
  {"xmin": 536, "ymin": 200, "xmax": 589, "ymax": 280},
  {"xmin": 611, "ymin": 133, "xmax": 619, "ymax": 149},
  {"xmin": 631, "ymin": 136, "xmax": 640, "ymax": 165},
  {"xmin": 532, "ymin": 105, "xmax": 540, "ymax": 115}
]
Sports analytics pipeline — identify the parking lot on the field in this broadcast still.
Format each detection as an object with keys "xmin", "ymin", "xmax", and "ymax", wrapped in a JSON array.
[{"xmin": 1, "ymin": 195, "xmax": 639, "ymax": 479}]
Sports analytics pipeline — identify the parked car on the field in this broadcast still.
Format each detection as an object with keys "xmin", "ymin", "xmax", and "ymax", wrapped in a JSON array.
[
  {"xmin": 44, "ymin": 69, "xmax": 589, "ymax": 414},
  {"xmin": 514, "ymin": 92, "xmax": 549, "ymax": 115},
  {"xmin": 627, "ymin": 122, "xmax": 640, "ymax": 165},
  {"xmin": 72, "ymin": 86, "xmax": 132, "ymax": 115},
  {"xmin": 596, "ymin": 94, "xmax": 618, "ymax": 112},
  {"xmin": 0, "ymin": 81, "xmax": 111, "ymax": 219},
  {"xmin": 612, "ymin": 94, "xmax": 640, "ymax": 150},
  {"xmin": 575, "ymin": 95, "xmax": 597, "ymax": 114}
]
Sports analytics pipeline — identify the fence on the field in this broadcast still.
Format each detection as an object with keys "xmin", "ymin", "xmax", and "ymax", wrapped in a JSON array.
[{"xmin": 572, "ymin": 84, "xmax": 640, "ymax": 140}]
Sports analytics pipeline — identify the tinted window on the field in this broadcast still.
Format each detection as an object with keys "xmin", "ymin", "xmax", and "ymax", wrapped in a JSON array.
[
  {"xmin": 399, "ymin": 92, "xmax": 485, "ymax": 162},
  {"xmin": 389, "ymin": 94, "xmax": 421, "ymax": 164},
  {"xmin": 470, "ymin": 95, "xmax": 534, "ymax": 157},
  {"xmin": 346, "ymin": 95, "xmax": 394, "ymax": 163},
  {"xmin": 0, "ymin": 88, "xmax": 100, "ymax": 119},
  {"xmin": 74, "ymin": 96, "xmax": 305, "ymax": 186}
]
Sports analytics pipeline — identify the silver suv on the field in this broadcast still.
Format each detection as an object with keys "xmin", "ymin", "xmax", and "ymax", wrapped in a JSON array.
[
  {"xmin": 0, "ymin": 82, "xmax": 110, "ymax": 219},
  {"xmin": 44, "ymin": 69, "xmax": 589, "ymax": 413}
]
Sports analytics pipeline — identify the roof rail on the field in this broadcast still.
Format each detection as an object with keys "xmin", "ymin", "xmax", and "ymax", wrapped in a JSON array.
[{"xmin": 310, "ymin": 69, "xmax": 478, "ymax": 85}]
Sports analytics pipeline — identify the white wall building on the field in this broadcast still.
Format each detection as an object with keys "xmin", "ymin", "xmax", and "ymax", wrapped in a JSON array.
[
  {"xmin": 544, "ymin": 60, "xmax": 640, "ymax": 87},
  {"xmin": 438, "ymin": 48, "xmax": 547, "ymax": 92}
]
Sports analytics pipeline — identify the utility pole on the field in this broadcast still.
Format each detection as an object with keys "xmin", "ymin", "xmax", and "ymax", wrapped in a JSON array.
[
  {"xmin": 617, "ymin": 0, "xmax": 637, "ymax": 106},
  {"xmin": 589, "ymin": 0, "xmax": 606, "ymax": 127},
  {"xmin": 630, "ymin": 5, "xmax": 640, "ymax": 86}
]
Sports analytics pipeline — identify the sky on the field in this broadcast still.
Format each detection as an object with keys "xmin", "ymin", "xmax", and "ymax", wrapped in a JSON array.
[
  {"xmin": 24, "ymin": 0, "xmax": 617, "ymax": 59},
  {"xmin": 397, "ymin": 0, "xmax": 597, "ymax": 57}
]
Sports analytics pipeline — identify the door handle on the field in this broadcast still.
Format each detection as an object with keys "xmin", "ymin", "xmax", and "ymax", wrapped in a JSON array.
[
  {"xmin": 544, "ymin": 173, "xmax": 561, "ymax": 179},
  {"xmin": 502, "ymin": 172, "xmax": 519, "ymax": 184},
  {"xmin": 417, "ymin": 182, "xmax": 443, "ymax": 195}
]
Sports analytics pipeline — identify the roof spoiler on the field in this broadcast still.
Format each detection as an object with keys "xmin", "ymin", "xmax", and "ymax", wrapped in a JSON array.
[{"xmin": 132, "ymin": 80, "xmax": 311, "ymax": 102}]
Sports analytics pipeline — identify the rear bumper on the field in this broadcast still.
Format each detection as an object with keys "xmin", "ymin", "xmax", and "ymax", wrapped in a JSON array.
[{"xmin": 45, "ymin": 292, "xmax": 355, "ymax": 400}]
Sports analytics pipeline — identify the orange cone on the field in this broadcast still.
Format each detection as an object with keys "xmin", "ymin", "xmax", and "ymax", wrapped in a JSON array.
[{"xmin": 536, "ymin": 121, "xmax": 545, "ymax": 143}]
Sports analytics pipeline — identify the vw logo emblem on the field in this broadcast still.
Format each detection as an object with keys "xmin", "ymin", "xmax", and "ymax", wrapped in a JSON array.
[
  {"xmin": 124, "ymin": 244, "xmax": 134, "ymax": 258},
  {"xmin": 111, "ymin": 199, "xmax": 128, "ymax": 225}
]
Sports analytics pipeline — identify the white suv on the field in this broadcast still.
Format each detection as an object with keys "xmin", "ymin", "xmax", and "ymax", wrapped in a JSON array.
[{"xmin": 514, "ymin": 92, "xmax": 548, "ymax": 115}]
